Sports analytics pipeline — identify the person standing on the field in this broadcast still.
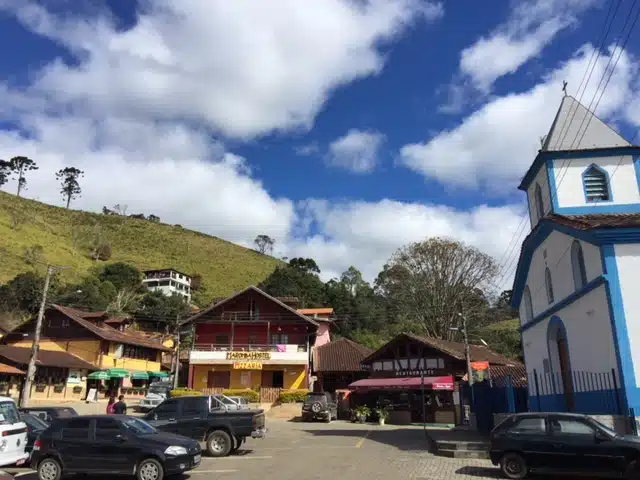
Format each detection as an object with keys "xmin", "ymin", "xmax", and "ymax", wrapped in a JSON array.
[
  {"xmin": 106, "ymin": 396, "xmax": 116, "ymax": 414},
  {"xmin": 113, "ymin": 395, "xmax": 127, "ymax": 415}
]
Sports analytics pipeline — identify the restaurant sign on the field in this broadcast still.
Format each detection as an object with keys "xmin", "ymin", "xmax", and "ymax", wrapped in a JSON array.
[
  {"xmin": 226, "ymin": 351, "xmax": 271, "ymax": 361},
  {"xmin": 233, "ymin": 362, "xmax": 263, "ymax": 370},
  {"xmin": 394, "ymin": 369, "xmax": 439, "ymax": 377}
]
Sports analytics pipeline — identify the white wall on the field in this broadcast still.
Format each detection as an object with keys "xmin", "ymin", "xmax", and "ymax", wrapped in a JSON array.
[
  {"xmin": 522, "ymin": 284, "xmax": 617, "ymax": 394},
  {"xmin": 612, "ymin": 244, "xmax": 640, "ymax": 387},
  {"xmin": 527, "ymin": 165, "xmax": 553, "ymax": 226},
  {"xmin": 551, "ymin": 156, "xmax": 639, "ymax": 208},
  {"xmin": 520, "ymin": 231, "xmax": 602, "ymax": 325}
]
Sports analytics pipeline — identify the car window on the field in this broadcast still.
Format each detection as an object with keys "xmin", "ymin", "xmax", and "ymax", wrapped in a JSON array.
[
  {"xmin": 181, "ymin": 397, "xmax": 203, "ymax": 415},
  {"xmin": 94, "ymin": 418, "xmax": 122, "ymax": 441},
  {"xmin": 23, "ymin": 410, "xmax": 49, "ymax": 422},
  {"xmin": 507, "ymin": 417, "xmax": 546, "ymax": 435},
  {"xmin": 22, "ymin": 414, "xmax": 49, "ymax": 431},
  {"xmin": 57, "ymin": 408, "xmax": 78, "ymax": 418},
  {"xmin": 0, "ymin": 401, "xmax": 21, "ymax": 425},
  {"xmin": 550, "ymin": 419, "xmax": 595, "ymax": 436},
  {"xmin": 122, "ymin": 418, "xmax": 156, "ymax": 435},
  {"xmin": 61, "ymin": 418, "xmax": 91, "ymax": 440},
  {"xmin": 153, "ymin": 400, "xmax": 179, "ymax": 417}
]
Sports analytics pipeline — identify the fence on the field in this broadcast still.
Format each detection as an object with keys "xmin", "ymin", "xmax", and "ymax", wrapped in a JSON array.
[
  {"xmin": 529, "ymin": 369, "xmax": 621, "ymax": 415},
  {"xmin": 260, "ymin": 387, "xmax": 282, "ymax": 403}
]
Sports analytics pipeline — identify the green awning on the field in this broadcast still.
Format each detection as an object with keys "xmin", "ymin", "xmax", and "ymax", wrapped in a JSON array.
[
  {"xmin": 87, "ymin": 371, "xmax": 109, "ymax": 380},
  {"xmin": 149, "ymin": 371, "xmax": 169, "ymax": 378},
  {"xmin": 131, "ymin": 372, "xmax": 149, "ymax": 380},
  {"xmin": 107, "ymin": 369, "xmax": 130, "ymax": 379}
]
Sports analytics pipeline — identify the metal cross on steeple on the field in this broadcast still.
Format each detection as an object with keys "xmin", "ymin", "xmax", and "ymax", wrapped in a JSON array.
[{"xmin": 562, "ymin": 81, "xmax": 568, "ymax": 96}]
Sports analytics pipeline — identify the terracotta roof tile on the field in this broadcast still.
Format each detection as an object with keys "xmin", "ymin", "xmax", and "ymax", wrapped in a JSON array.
[
  {"xmin": 313, "ymin": 338, "xmax": 373, "ymax": 372},
  {"xmin": 548, "ymin": 213, "xmax": 640, "ymax": 230},
  {"xmin": 489, "ymin": 364, "xmax": 528, "ymax": 387},
  {"xmin": 0, "ymin": 345, "xmax": 96, "ymax": 370},
  {"xmin": 0, "ymin": 362, "xmax": 24, "ymax": 375}
]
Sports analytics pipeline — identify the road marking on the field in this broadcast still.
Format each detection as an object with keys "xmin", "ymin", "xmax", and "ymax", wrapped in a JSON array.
[
  {"xmin": 355, "ymin": 429, "xmax": 372, "ymax": 448},
  {"xmin": 216, "ymin": 455, "xmax": 273, "ymax": 460}
]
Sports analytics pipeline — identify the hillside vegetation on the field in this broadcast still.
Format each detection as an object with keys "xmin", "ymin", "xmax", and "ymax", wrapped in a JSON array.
[{"xmin": 0, "ymin": 191, "xmax": 280, "ymax": 301}]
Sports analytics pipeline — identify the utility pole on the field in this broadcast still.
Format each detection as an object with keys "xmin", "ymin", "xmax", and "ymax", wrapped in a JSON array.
[
  {"xmin": 460, "ymin": 312, "xmax": 474, "ymax": 387},
  {"xmin": 20, "ymin": 265, "xmax": 65, "ymax": 407},
  {"xmin": 172, "ymin": 315, "xmax": 181, "ymax": 389}
]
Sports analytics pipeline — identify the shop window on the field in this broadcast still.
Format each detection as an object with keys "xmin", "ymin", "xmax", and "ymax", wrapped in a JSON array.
[{"xmin": 123, "ymin": 345, "xmax": 158, "ymax": 362}]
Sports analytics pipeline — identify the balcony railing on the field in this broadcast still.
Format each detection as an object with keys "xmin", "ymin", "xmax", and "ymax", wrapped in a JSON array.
[
  {"xmin": 193, "ymin": 343, "xmax": 308, "ymax": 352},
  {"xmin": 208, "ymin": 312, "xmax": 306, "ymax": 323}
]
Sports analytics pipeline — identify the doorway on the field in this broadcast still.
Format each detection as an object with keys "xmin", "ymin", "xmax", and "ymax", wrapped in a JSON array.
[
  {"xmin": 547, "ymin": 317, "xmax": 574, "ymax": 411},
  {"xmin": 261, "ymin": 371, "xmax": 284, "ymax": 388}
]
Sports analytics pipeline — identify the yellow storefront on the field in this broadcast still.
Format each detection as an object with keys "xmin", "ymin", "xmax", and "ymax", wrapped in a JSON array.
[{"xmin": 191, "ymin": 364, "xmax": 307, "ymax": 391}]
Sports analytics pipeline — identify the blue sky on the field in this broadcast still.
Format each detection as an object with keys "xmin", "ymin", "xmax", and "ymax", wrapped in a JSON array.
[{"xmin": 1, "ymin": 0, "xmax": 639, "ymax": 290}]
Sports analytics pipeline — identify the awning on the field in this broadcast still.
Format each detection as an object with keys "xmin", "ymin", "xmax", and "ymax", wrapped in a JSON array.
[
  {"xmin": 107, "ymin": 369, "xmax": 130, "ymax": 379},
  {"xmin": 131, "ymin": 372, "xmax": 149, "ymax": 380},
  {"xmin": 348, "ymin": 376, "xmax": 455, "ymax": 391},
  {"xmin": 87, "ymin": 371, "xmax": 109, "ymax": 380},
  {"xmin": 149, "ymin": 371, "xmax": 169, "ymax": 378},
  {"xmin": 0, "ymin": 363, "xmax": 25, "ymax": 375}
]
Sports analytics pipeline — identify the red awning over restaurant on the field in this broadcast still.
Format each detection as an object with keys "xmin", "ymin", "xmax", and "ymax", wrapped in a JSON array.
[{"xmin": 348, "ymin": 376, "xmax": 454, "ymax": 391}]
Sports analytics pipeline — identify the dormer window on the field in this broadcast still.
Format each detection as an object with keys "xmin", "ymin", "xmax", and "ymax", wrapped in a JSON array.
[
  {"xmin": 534, "ymin": 183, "xmax": 544, "ymax": 219},
  {"xmin": 582, "ymin": 164, "xmax": 610, "ymax": 202}
]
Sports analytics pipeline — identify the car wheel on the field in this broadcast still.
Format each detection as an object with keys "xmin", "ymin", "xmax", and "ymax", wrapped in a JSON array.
[
  {"xmin": 136, "ymin": 458, "xmax": 164, "ymax": 480},
  {"xmin": 500, "ymin": 452, "xmax": 528, "ymax": 479},
  {"xmin": 324, "ymin": 413, "xmax": 332, "ymax": 423},
  {"xmin": 311, "ymin": 402, "xmax": 322, "ymax": 413},
  {"xmin": 206, "ymin": 430, "xmax": 233, "ymax": 457},
  {"xmin": 38, "ymin": 457, "xmax": 62, "ymax": 480}
]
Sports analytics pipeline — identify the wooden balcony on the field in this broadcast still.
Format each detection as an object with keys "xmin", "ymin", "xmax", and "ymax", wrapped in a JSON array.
[{"xmin": 193, "ymin": 343, "xmax": 308, "ymax": 352}]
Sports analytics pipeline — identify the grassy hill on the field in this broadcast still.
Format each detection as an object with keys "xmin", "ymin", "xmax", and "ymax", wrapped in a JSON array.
[{"xmin": 0, "ymin": 191, "xmax": 281, "ymax": 302}]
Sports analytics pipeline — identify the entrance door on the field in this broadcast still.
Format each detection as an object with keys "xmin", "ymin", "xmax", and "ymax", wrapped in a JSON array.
[
  {"xmin": 272, "ymin": 371, "xmax": 284, "ymax": 388},
  {"xmin": 207, "ymin": 371, "xmax": 230, "ymax": 389},
  {"xmin": 557, "ymin": 338, "xmax": 575, "ymax": 411}
]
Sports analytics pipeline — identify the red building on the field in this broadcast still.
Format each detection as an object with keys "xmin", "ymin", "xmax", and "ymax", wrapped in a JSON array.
[{"xmin": 185, "ymin": 286, "xmax": 331, "ymax": 401}]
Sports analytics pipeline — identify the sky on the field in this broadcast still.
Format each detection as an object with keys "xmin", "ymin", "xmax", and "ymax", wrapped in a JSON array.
[{"xmin": 1, "ymin": 0, "xmax": 639, "ymax": 296}]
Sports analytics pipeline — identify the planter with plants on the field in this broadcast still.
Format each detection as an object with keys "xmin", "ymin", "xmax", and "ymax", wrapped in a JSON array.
[
  {"xmin": 353, "ymin": 405, "xmax": 371, "ymax": 424},
  {"xmin": 35, "ymin": 383, "xmax": 47, "ymax": 393},
  {"xmin": 53, "ymin": 384, "xmax": 65, "ymax": 393},
  {"xmin": 72, "ymin": 386, "xmax": 83, "ymax": 394},
  {"xmin": 0, "ymin": 382, "xmax": 9, "ymax": 395},
  {"xmin": 375, "ymin": 407, "xmax": 390, "ymax": 426}
]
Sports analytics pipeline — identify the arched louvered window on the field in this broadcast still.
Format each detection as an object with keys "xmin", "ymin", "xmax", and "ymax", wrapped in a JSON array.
[
  {"xmin": 522, "ymin": 286, "xmax": 534, "ymax": 323},
  {"xmin": 582, "ymin": 164, "xmax": 610, "ymax": 202},
  {"xmin": 534, "ymin": 183, "xmax": 544, "ymax": 219},
  {"xmin": 545, "ymin": 267, "xmax": 554, "ymax": 304},
  {"xmin": 571, "ymin": 240, "xmax": 588, "ymax": 290}
]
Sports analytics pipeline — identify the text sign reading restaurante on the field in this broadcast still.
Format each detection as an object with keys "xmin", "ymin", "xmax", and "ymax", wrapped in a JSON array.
[
  {"xmin": 395, "ymin": 369, "xmax": 438, "ymax": 377},
  {"xmin": 226, "ymin": 351, "xmax": 271, "ymax": 361},
  {"xmin": 233, "ymin": 362, "xmax": 263, "ymax": 370}
]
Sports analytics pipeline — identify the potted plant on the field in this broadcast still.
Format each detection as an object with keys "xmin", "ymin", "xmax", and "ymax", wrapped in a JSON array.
[
  {"xmin": 375, "ymin": 407, "xmax": 390, "ymax": 426},
  {"xmin": 354, "ymin": 405, "xmax": 371, "ymax": 424},
  {"xmin": 53, "ymin": 383, "xmax": 65, "ymax": 393},
  {"xmin": 35, "ymin": 383, "xmax": 47, "ymax": 393}
]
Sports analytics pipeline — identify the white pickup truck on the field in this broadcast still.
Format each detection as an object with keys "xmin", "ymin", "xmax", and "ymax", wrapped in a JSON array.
[{"xmin": 0, "ymin": 397, "xmax": 28, "ymax": 468}]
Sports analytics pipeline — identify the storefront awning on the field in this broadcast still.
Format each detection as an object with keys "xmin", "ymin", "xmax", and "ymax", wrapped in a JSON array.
[
  {"xmin": 149, "ymin": 371, "xmax": 169, "ymax": 378},
  {"xmin": 107, "ymin": 368, "xmax": 130, "ymax": 379},
  {"xmin": 131, "ymin": 372, "xmax": 149, "ymax": 380},
  {"xmin": 87, "ymin": 371, "xmax": 110, "ymax": 380},
  {"xmin": 348, "ymin": 376, "xmax": 455, "ymax": 391}
]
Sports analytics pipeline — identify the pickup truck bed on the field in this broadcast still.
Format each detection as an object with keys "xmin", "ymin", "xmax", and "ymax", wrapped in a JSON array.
[{"xmin": 144, "ymin": 395, "xmax": 266, "ymax": 457}]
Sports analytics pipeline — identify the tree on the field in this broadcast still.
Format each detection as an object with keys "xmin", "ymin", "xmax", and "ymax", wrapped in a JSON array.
[
  {"xmin": 55, "ymin": 167, "xmax": 84, "ymax": 208},
  {"xmin": 112, "ymin": 204, "xmax": 128, "ymax": 216},
  {"xmin": 107, "ymin": 289, "xmax": 143, "ymax": 316},
  {"xmin": 0, "ymin": 159, "xmax": 11, "ymax": 189},
  {"xmin": 0, "ymin": 271, "xmax": 59, "ymax": 315},
  {"xmin": 340, "ymin": 266, "xmax": 366, "ymax": 295},
  {"xmin": 374, "ymin": 237, "xmax": 499, "ymax": 340},
  {"xmin": 254, "ymin": 235, "xmax": 275, "ymax": 255},
  {"xmin": 97, "ymin": 262, "xmax": 143, "ymax": 291},
  {"xmin": 95, "ymin": 243, "xmax": 112, "ymax": 261},
  {"xmin": 147, "ymin": 214, "xmax": 160, "ymax": 223},
  {"xmin": 9, "ymin": 156, "xmax": 38, "ymax": 197},
  {"xmin": 54, "ymin": 277, "xmax": 117, "ymax": 311},
  {"xmin": 259, "ymin": 262, "xmax": 326, "ymax": 308},
  {"xmin": 289, "ymin": 257, "xmax": 320, "ymax": 274}
]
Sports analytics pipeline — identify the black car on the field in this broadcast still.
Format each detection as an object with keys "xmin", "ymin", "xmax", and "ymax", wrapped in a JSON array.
[
  {"xmin": 21, "ymin": 413, "xmax": 49, "ymax": 454},
  {"xmin": 19, "ymin": 406, "xmax": 78, "ymax": 423},
  {"xmin": 490, "ymin": 412, "xmax": 640, "ymax": 479},
  {"xmin": 30, "ymin": 415, "xmax": 201, "ymax": 480},
  {"xmin": 302, "ymin": 392, "xmax": 338, "ymax": 422}
]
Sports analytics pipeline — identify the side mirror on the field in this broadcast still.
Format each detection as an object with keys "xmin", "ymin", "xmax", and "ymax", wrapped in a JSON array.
[
  {"xmin": 115, "ymin": 434, "xmax": 127, "ymax": 443},
  {"xmin": 595, "ymin": 430, "xmax": 610, "ymax": 442}
]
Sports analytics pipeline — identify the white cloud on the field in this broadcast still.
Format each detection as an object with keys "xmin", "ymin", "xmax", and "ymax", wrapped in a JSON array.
[
  {"xmin": 283, "ymin": 199, "xmax": 525, "ymax": 290},
  {"xmin": 440, "ymin": 0, "xmax": 598, "ymax": 111},
  {"xmin": 326, "ymin": 129, "xmax": 386, "ymax": 173},
  {"xmin": 2, "ymin": 0, "xmax": 443, "ymax": 139},
  {"xmin": 294, "ymin": 143, "xmax": 320, "ymax": 157},
  {"xmin": 402, "ymin": 43, "xmax": 640, "ymax": 192}
]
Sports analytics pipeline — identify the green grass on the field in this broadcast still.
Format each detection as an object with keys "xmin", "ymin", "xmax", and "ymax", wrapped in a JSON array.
[{"xmin": 0, "ymin": 191, "xmax": 281, "ymax": 301}]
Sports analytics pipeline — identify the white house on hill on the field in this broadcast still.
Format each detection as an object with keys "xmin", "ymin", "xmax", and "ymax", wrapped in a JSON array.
[
  {"xmin": 143, "ymin": 269, "xmax": 192, "ymax": 301},
  {"xmin": 512, "ymin": 94, "xmax": 640, "ymax": 417}
]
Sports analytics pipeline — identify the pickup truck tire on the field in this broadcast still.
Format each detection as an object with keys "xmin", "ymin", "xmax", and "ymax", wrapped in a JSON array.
[
  {"xmin": 206, "ymin": 430, "xmax": 233, "ymax": 457},
  {"xmin": 136, "ymin": 458, "xmax": 164, "ymax": 480}
]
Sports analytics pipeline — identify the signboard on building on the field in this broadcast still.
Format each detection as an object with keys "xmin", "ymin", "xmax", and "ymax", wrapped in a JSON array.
[
  {"xmin": 394, "ymin": 368, "xmax": 439, "ymax": 377},
  {"xmin": 227, "ymin": 352, "xmax": 271, "ymax": 361},
  {"xmin": 233, "ymin": 362, "xmax": 264, "ymax": 370}
]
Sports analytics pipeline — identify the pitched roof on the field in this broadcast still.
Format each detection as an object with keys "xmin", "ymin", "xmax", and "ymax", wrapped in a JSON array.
[
  {"xmin": 182, "ymin": 286, "xmax": 318, "ymax": 326},
  {"xmin": 542, "ymin": 95, "xmax": 630, "ymax": 151},
  {"xmin": 0, "ymin": 345, "xmax": 96, "ymax": 370},
  {"xmin": 362, "ymin": 333, "xmax": 521, "ymax": 367},
  {"xmin": 489, "ymin": 365, "xmax": 528, "ymax": 388},
  {"xmin": 297, "ymin": 308, "xmax": 334, "ymax": 322},
  {"xmin": 547, "ymin": 213, "xmax": 640, "ymax": 230},
  {"xmin": 51, "ymin": 305, "xmax": 171, "ymax": 351},
  {"xmin": 313, "ymin": 338, "xmax": 373, "ymax": 372},
  {"xmin": 0, "ymin": 363, "xmax": 24, "ymax": 375}
]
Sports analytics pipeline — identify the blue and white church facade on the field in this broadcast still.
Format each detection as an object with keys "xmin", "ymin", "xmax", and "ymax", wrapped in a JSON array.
[{"xmin": 512, "ymin": 95, "xmax": 640, "ymax": 416}]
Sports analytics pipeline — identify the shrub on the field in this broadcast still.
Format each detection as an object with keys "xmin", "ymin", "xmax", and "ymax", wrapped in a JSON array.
[
  {"xmin": 96, "ymin": 243, "xmax": 112, "ymax": 261},
  {"xmin": 222, "ymin": 389, "xmax": 259, "ymax": 402},
  {"xmin": 278, "ymin": 389, "xmax": 310, "ymax": 403},
  {"xmin": 171, "ymin": 388, "xmax": 203, "ymax": 397}
]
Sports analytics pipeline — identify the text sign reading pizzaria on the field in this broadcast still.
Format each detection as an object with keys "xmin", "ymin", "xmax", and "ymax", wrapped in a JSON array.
[
  {"xmin": 226, "ymin": 351, "xmax": 271, "ymax": 361},
  {"xmin": 233, "ymin": 362, "xmax": 264, "ymax": 370}
]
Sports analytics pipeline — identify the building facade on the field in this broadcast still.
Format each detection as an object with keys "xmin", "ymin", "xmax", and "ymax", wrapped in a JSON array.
[
  {"xmin": 185, "ymin": 286, "xmax": 327, "ymax": 399},
  {"xmin": 143, "ymin": 269, "xmax": 192, "ymax": 301},
  {"xmin": 512, "ymin": 95, "xmax": 640, "ymax": 416}
]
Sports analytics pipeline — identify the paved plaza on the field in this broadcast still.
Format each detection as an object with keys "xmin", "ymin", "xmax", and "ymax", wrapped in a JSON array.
[{"xmin": 5, "ymin": 418, "xmax": 505, "ymax": 480}]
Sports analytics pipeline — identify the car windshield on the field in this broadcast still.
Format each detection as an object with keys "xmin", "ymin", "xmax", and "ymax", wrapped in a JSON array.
[
  {"xmin": 0, "ymin": 401, "xmax": 21, "ymax": 425},
  {"xmin": 56, "ymin": 408, "xmax": 77, "ymax": 418},
  {"xmin": 22, "ymin": 413, "xmax": 49, "ymax": 430},
  {"xmin": 121, "ymin": 417, "xmax": 156, "ymax": 435},
  {"xmin": 592, "ymin": 418, "xmax": 619, "ymax": 437}
]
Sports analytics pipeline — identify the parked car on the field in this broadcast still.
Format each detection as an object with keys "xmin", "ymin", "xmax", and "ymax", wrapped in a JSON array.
[
  {"xmin": 19, "ymin": 406, "xmax": 78, "ymax": 423},
  {"xmin": 301, "ymin": 392, "xmax": 337, "ymax": 423},
  {"xmin": 30, "ymin": 415, "xmax": 201, "ymax": 480},
  {"xmin": 490, "ymin": 412, "xmax": 640, "ymax": 479},
  {"xmin": 20, "ymin": 413, "xmax": 48, "ymax": 454},
  {"xmin": 144, "ymin": 395, "xmax": 266, "ymax": 457},
  {"xmin": 0, "ymin": 396, "xmax": 29, "ymax": 467}
]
